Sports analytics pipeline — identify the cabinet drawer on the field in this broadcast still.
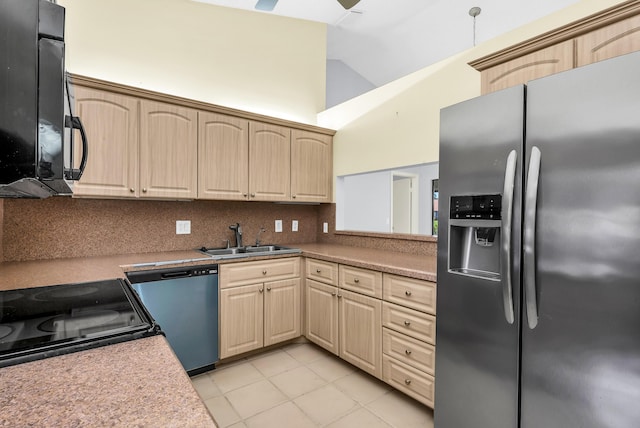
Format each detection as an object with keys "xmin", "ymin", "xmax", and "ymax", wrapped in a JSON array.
[
  {"xmin": 382, "ymin": 302, "xmax": 435, "ymax": 344},
  {"xmin": 383, "ymin": 355, "xmax": 434, "ymax": 408},
  {"xmin": 220, "ymin": 257, "xmax": 300, "ymax": 288},
  {"xmin": 339, "ymin": 265, "xmax": 382, "ymax": 298},
  {"xmin": 383, "ymin": 273, "xmax": 436, "ymax": 315},
  {"xmin": 382, "ymin": 327, "xmax": 434, "ymax": 376},
  {"xmin": 305, "ymin": 258, "xmax": 338, "ymax": 285}
]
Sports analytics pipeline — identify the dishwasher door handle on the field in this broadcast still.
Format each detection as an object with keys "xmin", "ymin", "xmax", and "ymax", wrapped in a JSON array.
[{"xmin": 160, "ymin": 271, "xmax": 191, "ymax": 279}]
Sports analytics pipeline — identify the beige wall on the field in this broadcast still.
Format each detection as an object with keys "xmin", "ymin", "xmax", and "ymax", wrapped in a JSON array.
[
  {"xmin": 59, "ymin": 0, "xmax": 326, "ymax": 125},
  {"xmin": 320, "ymin": 0, "xmax": 624, "ymax": 177}
]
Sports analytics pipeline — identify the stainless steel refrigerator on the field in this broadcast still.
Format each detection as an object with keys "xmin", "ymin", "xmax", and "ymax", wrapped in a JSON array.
[{"xmin": 435, "ymin": 50, "xmax": 640, "ymax": 428}]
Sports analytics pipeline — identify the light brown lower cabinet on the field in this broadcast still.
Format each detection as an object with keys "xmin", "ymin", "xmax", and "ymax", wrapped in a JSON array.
[
  {"xmin": 305, "ymin": 279, "xmax": 382, "ymax": 378},
  {"xmin": 220, "ymin": 276, "xmax": 300, "ymax": 359},
  {"xmin": 382, "ymin": 354, "xmax": 435, "ymax": 407},
  {"xmin": 304, "ymin": 258, "xmax": 436, "ymax": 407},
  {"xmin": 305, "ymin": 279, "xmax": 339, "ymax": 355}
]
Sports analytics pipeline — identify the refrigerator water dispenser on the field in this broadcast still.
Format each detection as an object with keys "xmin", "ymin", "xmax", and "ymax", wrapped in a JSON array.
[{"xmin": 448, "ymin": 195, "xmax": 502, "ymax": 281}]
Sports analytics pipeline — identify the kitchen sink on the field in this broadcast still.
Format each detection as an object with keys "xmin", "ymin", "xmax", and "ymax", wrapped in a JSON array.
[
  {"xmin": 199, "ymin": 245, "xmax": 301, "ymax": 260},
  {"xmin": 245, "ymin": 245, "xmax": 277, "ymax": 252}
]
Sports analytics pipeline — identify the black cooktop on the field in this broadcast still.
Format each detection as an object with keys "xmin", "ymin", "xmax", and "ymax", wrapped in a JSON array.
[{"xmin": 0, "ymin": 278, "xmax": 161, "ymax": 368}]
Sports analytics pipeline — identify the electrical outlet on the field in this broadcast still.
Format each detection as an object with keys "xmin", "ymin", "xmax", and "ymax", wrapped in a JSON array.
[
  {"xmin": 323, "ymin": 222, "xmax": 329, "ymax": 233},
  {"xmin": 275, "ymin": 219, "xmax": 283, "ymax": 233},
  {"xmin": 292, "ymin": 220, "xmax": 298, "ymax": 232},
  {"xmin": 176, "ymin": 220, "xmax": 191, "ymax": 235}
]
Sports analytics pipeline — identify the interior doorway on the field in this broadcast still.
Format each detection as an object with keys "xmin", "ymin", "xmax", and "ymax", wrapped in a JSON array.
[{"xmin": 392, "ymin": 172, "xmax": 419, "ymax": 234}]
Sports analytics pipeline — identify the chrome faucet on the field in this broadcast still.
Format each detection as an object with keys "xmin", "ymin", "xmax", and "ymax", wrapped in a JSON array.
[
  {"xmin": 255, "ymin": 227, "xmax": 266, "ymax": 246},
  {"xmin": 229, "ymin": 223, "xmax": 243, "ymax": 248}
]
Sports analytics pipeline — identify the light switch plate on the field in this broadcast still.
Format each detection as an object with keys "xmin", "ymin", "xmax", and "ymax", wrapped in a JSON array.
[
  {"xmin": 275, "ymin": 219, "xmax": 283, "ymax": 233},
  {"xmin": 323, "ymin": 222, "xmax": 329, "ymax": 233},
  {"xmin": 176, "ymin": 220, "xmax": 191, "ymax": 235},
  {"xmin": 292, "ymin": 220, "xmax": 298, "ymax": 232}
]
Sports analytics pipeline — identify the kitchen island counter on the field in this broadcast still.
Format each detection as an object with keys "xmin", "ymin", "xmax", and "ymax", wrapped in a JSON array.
[{"xmin": 0, "ymin": 335, "xmax": 217, "ymax": 427}]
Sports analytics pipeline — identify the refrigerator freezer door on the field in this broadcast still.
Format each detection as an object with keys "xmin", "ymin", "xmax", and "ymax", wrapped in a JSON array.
[
  {"xmin": 435, "ymin": 85, "xmax": 524, "ymax": 428},
  {"xmin": 522, "ymin": 51, "xmax": 640, "ymax": 428}
]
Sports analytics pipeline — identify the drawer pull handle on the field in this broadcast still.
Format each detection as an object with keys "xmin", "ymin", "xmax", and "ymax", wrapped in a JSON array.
[
  {"xmin": 405, "ymin": 290, "xmax": 412, "ymax": 296},
  {"xmin": 331, "ymin": 292, "xmax": 337, "ymax": 297},
  {"xmin": 405, "ymin": 349, "xmax": 412, "ymax": 355},
  {"xmin": 262, "ymin": 270, "xmax": 267, "ymax": 275},
  {"xmin": 142, "ymin": 188, "xmax": 147, "ymax": 193},
  {"xmin": 337, "ymin": 294, "xmax": 343, "ymax": 299},
  {"xmin": 129, "ymin": 188, "xmax": 135, "ymax": 193},
  {"xmin": 316, "ymin": 269, "xmax": 321, "ymax": 273},
  {"xmin": 404, "ymin": 379, "xmax": 412, "ymax": 385},
  {"xmin": 267, "ymin": 287, "xmax": 271, "ymax": 291},
  {"xmin": 259, "ymin": 288, "xmax": 264, "ymax": 293},
  {"xmin": 251, "ymin": 193, "xmax": 256, "ymax": 197},
  {"xmin": 354, "ymin": 278, "xmax": 360, "ymax": 283},
  {"xmin": 404, "ymin": 320, "xmax": 411, "ymax": 327}
]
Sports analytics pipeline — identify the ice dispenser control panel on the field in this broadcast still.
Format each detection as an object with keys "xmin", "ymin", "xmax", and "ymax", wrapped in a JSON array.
[
  {"xmin": 450, "ymin": 195, "xmax": 501, "ymax": 220},
  {"xmin": 448, "ymin": 194, "xmax": 502, "ymax": 281}
]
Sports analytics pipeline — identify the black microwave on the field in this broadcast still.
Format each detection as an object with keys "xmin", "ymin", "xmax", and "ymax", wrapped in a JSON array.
[{"xmin": 0, "ymin": 0, "xmax": 87, "ymax": 198}]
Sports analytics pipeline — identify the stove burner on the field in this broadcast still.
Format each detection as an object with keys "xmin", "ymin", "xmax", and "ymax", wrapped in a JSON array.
[
  {"xmin": 32, "ymin": 286, "xmax": 99, "ymax": 301},
  {"xmin": 0, "ymin": 325, "xmax": 14, "ymax": 341},
  {"xmin": 38, "ymin": 310, "xmax": 122, "ymax": 333}
]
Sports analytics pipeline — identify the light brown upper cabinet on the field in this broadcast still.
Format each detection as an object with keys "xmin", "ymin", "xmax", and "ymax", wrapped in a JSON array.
[
  {"xmin": 471, "ymin": 2, "xmax": 640, "ymax": 94},
  {"xmin": 576, "ymin": 14, "xmax": 640, "ymax": 67},
  {"xmin": 73, "ymin": 88, "xmax": 197, "ymax": 199},
  {"xmin": 291, "ymin": 130, "xmax": 332, "ymax": 203},
  {"xmin": 72, "ymin": 87, "xmax": 139, "ymax": 198},
  {"xmin": 198, "ymin": 112, "xmax": 249, "ymax": 200},
  {"xmin": 480, "ymin": 40, "xmax": 574, "ymax": 94},
  {"xmin": 70, "ymin": 76, "xmax": 334, "ymax": 202},
  {"xmin": 139, "ymin": 101, "xmax": 198, "ymax": 199},
  {"xmin": 249, "ymin": 122, "xmax": 291, "ymax": 201}
]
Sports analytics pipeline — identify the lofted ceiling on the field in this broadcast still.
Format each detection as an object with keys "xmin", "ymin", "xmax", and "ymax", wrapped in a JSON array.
[{"xmin": 193, "ymin": 0, "xmax": 580, "ymax": 88}]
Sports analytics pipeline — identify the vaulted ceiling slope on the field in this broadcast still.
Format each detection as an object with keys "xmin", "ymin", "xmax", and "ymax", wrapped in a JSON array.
[{"xmin": 193, "ymin": 0, "xmax": 580, "ymax": 88}]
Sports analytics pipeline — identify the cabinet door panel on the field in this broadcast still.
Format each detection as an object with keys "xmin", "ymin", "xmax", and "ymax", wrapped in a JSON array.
[
  {"xmin": 576, "ymin": 14, "xmax": 640, "ymax": 67},
  {"xmin": 291, "ymin": 130, "xmax": 332, "ymax": 202},
  {"xmin": 481, "ymin": 40, "xmax": 574, "ymax": 94},
  {"xmin": 73, "ymin": 87, "xmax": 138, "ymax": 198},
  {"xmin": 249, "ymin": 122, "xmax": 290, "ymax": 201},
  {"xmin": 339, "ymin": 288, "xmax": 382, "ymax": 378},
  {"xmin": 198, "ymin": 112, "xmax": 249, "ymax": 200},
  {"xmin": 140, "ymin": 101, "xmax": 197, "ymax": 199},
  {"xmin": 220, "ymin": 284, "xmax": 264, "ymax": 358},
  {"xmin": 264, "ymin": 278, "xmax": 301, "ymax": 346},
  {"xmin": 305, "ymin": 279, "xmax": 339, "ymax": 355}
]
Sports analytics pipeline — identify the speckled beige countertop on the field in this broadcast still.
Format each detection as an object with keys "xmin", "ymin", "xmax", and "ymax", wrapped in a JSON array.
[
  {"xmin": 296, "ymin": 243, "xmax": 437, "ymax": 282},
  {"xmin": 0, "ymin": 335, "xmax": 216, "ymax": 427},
  {"xmin": 0, "ymin": 245, "xmax": 436, "ymax": 291},
  {"xmin": 0, "ymin": 243, "xmax": 434, "ymax": 427}
]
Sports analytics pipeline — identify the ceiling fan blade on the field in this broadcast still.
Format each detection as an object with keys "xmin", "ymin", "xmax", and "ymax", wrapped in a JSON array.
[
  {"xmin": 337, "ymin": 0, "xmax": 361, "ymax": 9},
  {"xmin": 255, "ymin": 0, "xmax": 278, "ymax": 11}
]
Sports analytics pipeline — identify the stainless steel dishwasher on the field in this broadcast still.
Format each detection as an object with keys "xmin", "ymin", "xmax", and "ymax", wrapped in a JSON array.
[{"xmin": 126, "ymin": 264, "xmax": 218, "ymax": 376}]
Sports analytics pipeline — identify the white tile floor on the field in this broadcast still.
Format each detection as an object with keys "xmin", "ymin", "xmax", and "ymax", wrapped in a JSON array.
[{"xmin": 192, "ymin": 342, "xmax": 434, "ymax": 428}]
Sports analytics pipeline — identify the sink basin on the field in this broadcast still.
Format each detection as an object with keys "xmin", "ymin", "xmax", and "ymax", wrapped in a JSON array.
[
  {"xmin": 203, "ymin": 247, "xmax": 244, "ymax": 256},
  {"xmin": 198, "ymin": 245, "xmax": 300, "ymax": 260},
  {"xmin": 245, "ymin": 245, "xmax": 277, "ymax": 252}
]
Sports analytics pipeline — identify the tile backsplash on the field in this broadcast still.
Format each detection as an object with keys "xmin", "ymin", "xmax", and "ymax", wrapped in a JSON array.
[{"xmin": 1, "ymin": 197, "xmax": 319, "ymax": 262}]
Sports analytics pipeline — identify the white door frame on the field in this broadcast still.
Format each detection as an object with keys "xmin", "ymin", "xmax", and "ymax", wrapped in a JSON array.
[{"xmin": 390, "ymin": 172, "xmax": 419, "ymax": 234}]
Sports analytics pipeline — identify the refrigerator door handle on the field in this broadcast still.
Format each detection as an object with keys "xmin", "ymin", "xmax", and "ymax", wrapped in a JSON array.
[
  {"xmin": 501, "ymin": 150, "xmax": 517, "ymax": 324},
  {"xmin": 524, "ymin": 146, "xmax": 541, "ymax": 329}
]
